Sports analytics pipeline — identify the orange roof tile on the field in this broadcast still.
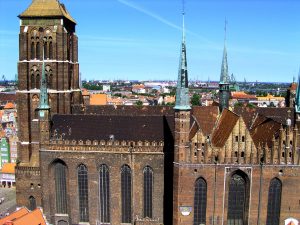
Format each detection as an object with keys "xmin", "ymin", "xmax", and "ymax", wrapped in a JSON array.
[
  {"xmin": 4, "ymin": 103, "xmax": 15, "ymax": 109},
  {"xmin": 0, "ymin": 208, "xmax": 29, "ymax": 225},
  {"xmin": 1, "ymin": 163, "xmax": 16, "ymax": 174},
  {"xmin": 90, "ymin": 94, "xmax": 107, "ymax": 105},
  {"xmin": 12, "ymin": 208, "xmax": 46, "ymax": 225}
]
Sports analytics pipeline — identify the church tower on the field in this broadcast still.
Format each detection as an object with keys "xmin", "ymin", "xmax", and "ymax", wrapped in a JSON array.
[
  {"xmin": 219, "ymin": 21, "xmax": 230, "ymax": 112},
  {"xmin": 173, "ymin": 7, "xmax": 191, "ymax": 225},
  {"xmin": 16, "ymin": 0, "xmax": 82, "ymax": 209}
]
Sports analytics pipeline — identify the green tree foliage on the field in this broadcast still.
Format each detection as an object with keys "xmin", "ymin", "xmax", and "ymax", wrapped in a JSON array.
[
  {"xmin": 191, "ymin": 93, "xmax": 200, "ymax": 106},
  {"xmin": 135, "ymin": 100, "xmax": 143, "ymax": 106}
]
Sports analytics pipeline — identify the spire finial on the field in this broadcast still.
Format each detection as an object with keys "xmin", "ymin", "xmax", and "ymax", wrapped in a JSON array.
[
  {"xmin": 182, "ymin": 0, "xmax": 185, "ymax": 42},
  {"xmin": 224, "ymin": 18, "xmax": 227, "ymax": 43}
]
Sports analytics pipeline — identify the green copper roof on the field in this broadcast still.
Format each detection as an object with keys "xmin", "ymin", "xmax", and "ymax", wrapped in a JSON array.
[
  {"xmin": 39, "ymin": 50, "xmax": 50, "ymax": 110},
  {"xmin": 295, "ymin": 71, "xmax": 300, "ymax": 113},
  {"xmin": 174, "ymin": 12, "xmax": 190, "ymax": 111}
]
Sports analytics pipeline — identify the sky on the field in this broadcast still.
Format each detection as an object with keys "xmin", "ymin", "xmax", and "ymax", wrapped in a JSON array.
[{"xmin": 1, "ymin": 0, "xmax": 300, "ymax": 82}]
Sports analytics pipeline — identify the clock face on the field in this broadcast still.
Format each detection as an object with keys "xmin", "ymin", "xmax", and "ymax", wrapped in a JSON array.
[{"xmin": 39, "ymin": 111, "xmax": 45, "ymax": 118}]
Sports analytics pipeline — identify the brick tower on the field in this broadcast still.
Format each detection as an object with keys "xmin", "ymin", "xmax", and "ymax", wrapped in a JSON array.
[
  {"xmin": 173, "ymin": 9, "xmax": 192, "ymax": 225},
  {"xmin": 16, "ymin": 0, "xmax": 82, "ymax": 209}
]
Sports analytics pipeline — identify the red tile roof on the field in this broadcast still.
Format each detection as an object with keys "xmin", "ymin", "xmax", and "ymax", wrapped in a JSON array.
[
  {"xmin": 211, "ymin": 109, "xmax": 239, "ymax": 148},
  {"xmin": 0, "ymin": 207, "xmax": 46, "ymax": 225}
]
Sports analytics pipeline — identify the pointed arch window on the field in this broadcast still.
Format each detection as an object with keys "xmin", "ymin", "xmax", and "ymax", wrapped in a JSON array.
[
  {"xmin": 44, "ymin": 41, "xmax": 48, "ymax": 59},
  {"xmin": 29, "ymin": 196, "xmax": 36, "ymax": 210},
  {"xmin": 227, "ymin": 172, "xmax": 249, "ymax": 225},
  {"xmin": 36, "ymin": 73, "xmax": 40, "ymax": 89},
  {"xmin": 49, "ymin": 40, "xmax": 53, "ymax": 59},
  {"xmin": 193, "ymin": 177, "xmax": 207, "ymax": 225},
  {"xmin": 36, "ymin": 42, "xmax": 40, "ymax": 60},
  {"xmin": 31, "ymin": 73, "xmax": 35, "ymax": 89},
  {"xmin": 78, "ymin": 164, "xmax": 89, "ymax": 222},
  {"xmin": 31, "ymin": 41, "xmax": 35, "ymax": 59},
  {"xmin": 143, "ymin": 166, "xmax": 153, "ymax": 218},
  {"xmin": 54, "ymin": 161, "xmax": 67, "ymax": 214},
  {"xmin": 99, "ymin": 164, "xmax": 110, "ymax": 223},
  {"xmin": 266, "ymin": 178, "xmax": 282, "ymax": 225},
  {"xmin": 121, "ymin": 165, "xmax": 132, "ymax": 223}
]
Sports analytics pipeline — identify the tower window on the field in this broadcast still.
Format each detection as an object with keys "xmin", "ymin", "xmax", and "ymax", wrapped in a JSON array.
[
  {"xmin": 36, "ymin": 42, "xmax": 40, "ymax": 59},
  {"xmin": 29, "ymin": 196, "xmax": 36, "ymax": 210},
  {"xmin": 235, "ymin": 136, "xmax": 239, "ymax": 142},
  {"xmin": 242, "ymin": 136, "xmax": 245, "ymax": 142},
  {"xmin": 241, "ymin": 152, "xmax": 245, "ymax": 157}
]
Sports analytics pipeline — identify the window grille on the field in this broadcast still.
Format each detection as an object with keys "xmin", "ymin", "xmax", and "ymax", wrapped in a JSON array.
[
  {"xmin": 143, "ymin": 166, "xmax": 153, "ymax": 218},
  {"xmin": 266, "ymin": 178, "xmax": 282, "ymax": 225},
  {"xmin": 99, "ymin": 164, "xmax": 110, "ymax": 223},
  {"xmin": 78, "ymin": 164, "xmax": 89, "ymax": 222},
  {"xmin": 55, "ymin": 162, "xmax": 67, "ymax": 214},
  {"xmin": 121, "ymin": 165, "xmax": 132, "ymax": 223},
  {"xmin": 193, "ymin": 178, "xmax": 207, "ymax": 225}
]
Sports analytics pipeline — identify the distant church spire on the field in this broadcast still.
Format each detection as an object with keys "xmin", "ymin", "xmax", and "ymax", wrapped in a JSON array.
[
  {"xmin": 219, "ymin": 19, "xmax": 230, "ymax": 112},
  {"xmin": 39, "ymin": 45, "xmax": 50, "ymax": 110},
  {"xmin": 174, "ymin": 1, "xmax": 191, "ymax": 110},
  {"xmin": 295, "ymin": 68, "xmax": 300, "ymax": 113}
]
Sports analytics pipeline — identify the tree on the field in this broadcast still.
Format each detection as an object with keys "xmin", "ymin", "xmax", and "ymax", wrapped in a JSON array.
[
  {"xmin": 135, "ymin": 100, "xmax": 143, "ymax": 106},
  {"xmin": 191, "ymin": 93, "xmax": 200, "ymax": 106}
]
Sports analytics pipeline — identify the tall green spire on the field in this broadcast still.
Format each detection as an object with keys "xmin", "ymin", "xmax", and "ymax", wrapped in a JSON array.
[
  {"xmin": 219, "ymin": 19, "xmax": 230, "ymax": 112},
  {"xmin": 174, "ymin": 6, "xmax": 190, "ymax": 111},
  {"xmin": 39, "ymin": 46, "xmax": 50, "ymax": 110},
  {"xmin": 295, "ymin": 69, "xmax": 300, "ymax": 113}
]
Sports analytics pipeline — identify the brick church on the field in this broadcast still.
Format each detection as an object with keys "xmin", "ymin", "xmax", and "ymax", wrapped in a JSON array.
[{"xmin": 16, "ymin": 0, "xmax": 300, "ymax": 225}]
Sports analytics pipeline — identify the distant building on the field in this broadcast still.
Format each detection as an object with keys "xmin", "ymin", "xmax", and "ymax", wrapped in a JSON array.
[
  {"xmin": 0, "ymin": 138, "xmax": 10, "ymax": 167},
  {"xmin": 103, "ymin": 84, "xmax": 111, "ymax": 92},
  {"xmin": 0, "ymin": 207, "xmax": 47, "ymax": 224},
  {"xmin": 0, "ymin": 163, "xmax": 15, "ymax": 188}
]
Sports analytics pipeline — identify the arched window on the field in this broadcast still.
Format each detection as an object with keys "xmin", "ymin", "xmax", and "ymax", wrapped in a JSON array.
[
  {"xmin": 36, "ymin": 73, "xmax": 40, "ymax": 89},
  {"xmin": 193, "ymin": 177, "xmax": 207, "ymax": 225},
  {"xmin": 44, "ymin": 41, "xmax": 48, "ymax": 59},
  {"xmin": 49, "ymin": 38, "xmax": 53, "ymax": 59},
  {"xmin": 54, "ymin": 161, "xmax": 67, "ymax": 214},
  {"xmin": 57, "ymin": 220, "xmax": 68, "ymax": 225},
  {"xmin": 29, "ymin": 196, "xmax": 36, "ymax": 210},
  {"xmin": 78, "ymin": 164, "xmax": 89, "ymax": 222},
  {"xmin": 99, "ymin": 164, "xmax": 110, "ymax": 223},
  {"xmin": 31, "ymin": 73, "xmax": 35, "ymax": 89},
  {"xmin": 227, "ymin": 172, "xmax": 249, "ymax": 225},
  {"xmin": 31, "ymin": 41, "xmax": 35, "ymax": 59},
  {"xmin": 48, "ymin": 73, "xmax": 53, "ymax": 89},
  {"xmin": 121, "ymin": 165, "xmax": 132, "ymax": 223},
  {"xmin": 266, "ymin": 178, "xmax": 282, "ymax": 225},
  {"xmin": 36, "ymin": 42, "xmax": 40, "ymax": 60},
  {"xmin": 143, "ymin": 166, "xmax": 153, "ymax": 218}
]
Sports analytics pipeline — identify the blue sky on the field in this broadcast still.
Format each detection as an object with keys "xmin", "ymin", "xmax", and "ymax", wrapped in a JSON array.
[{"xmin": 1, "ymin": 0, "xmax": 300, "ymax": 82}]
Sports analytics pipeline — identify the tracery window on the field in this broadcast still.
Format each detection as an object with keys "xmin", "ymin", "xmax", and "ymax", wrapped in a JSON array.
[
  {"xmin": 227, "ymin": 172, "xmax": 249, "ymax": 225},
  {"xmin": 99, "ymin": 164, "xmax": 110, "ymax": 223},
  {"xmin": 143, "ymin": 166, "xmax": 153, "ymax": 218},
  {"xmin": 193, "ymin": 177, "xmax": 207, "ymax": 225},
  {"xmin": 121, "ymin": 164, "xmax": 132, "ymax": 223},
  {"xmin": 78, "ymin": 164, "xmax": 89, "ymax": 222},
  {"xmin": 266, "ymin": 178, "xmax": 282, "ymax": 225},
  {"xmin": 54, "ymin": 161, "xmax": 67, "ymax": 214}
]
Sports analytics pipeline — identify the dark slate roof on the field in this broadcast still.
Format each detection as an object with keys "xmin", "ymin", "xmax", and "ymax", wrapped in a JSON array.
[
  {"xmin": 51, "ymin": 114, "xmax": 174, "ymax": 143},
  {"xmin": 0, "ymin": 93, "xmax": 16, "ymax": 104},
  {"xmin": 191, "ymin": 106, "xmax": 219, "ymax": 136},
  {"xmin": 250, "ymin": 114, "xmax": 281, "ymax": 148},
  {"xmin": 72, "ymin": 105, "xmax": 174, "ymax": 116},
  {"xmin": 211, "ymin": 109, "xmax": 239, "ymax": 148}
]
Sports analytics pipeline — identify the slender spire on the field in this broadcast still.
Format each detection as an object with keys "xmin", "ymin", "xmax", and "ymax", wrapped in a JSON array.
[
  {"xmin": 220, "ymin": 19, "xmax": 230, "ymax": 84},
  {"xmin": 39, "ymin": 45, "xmax": 50, "ymax": 110},
  {"xmin": 174, "ymin": 1, "xmax": 190, "ymax": 110},
  {"xmin": 295, "ymin": 68, "xmax": 300, "ymax": 113}
]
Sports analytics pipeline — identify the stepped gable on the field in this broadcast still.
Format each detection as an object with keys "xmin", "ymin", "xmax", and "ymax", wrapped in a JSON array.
[
  {"xmin": 234, "ymin": 106, "xmax": 294, "ymax": 128},
  {"xmin": 211, "ymin": 109, "xmax": 239, "ymax": 148},
  {"xmin": 19, "ymin": 0, "xmax": 76, "ymax": 24},
  {"xmin": 191, "ymin": 106, "xmax": 219, "ymax": 136},
  {"xmin": 250, "ymin": 114, "xmax": 281, "ymax": 148},
  {"xmin": 51, "ymin": 114, "xmax": 174, "ymax": 143}
]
